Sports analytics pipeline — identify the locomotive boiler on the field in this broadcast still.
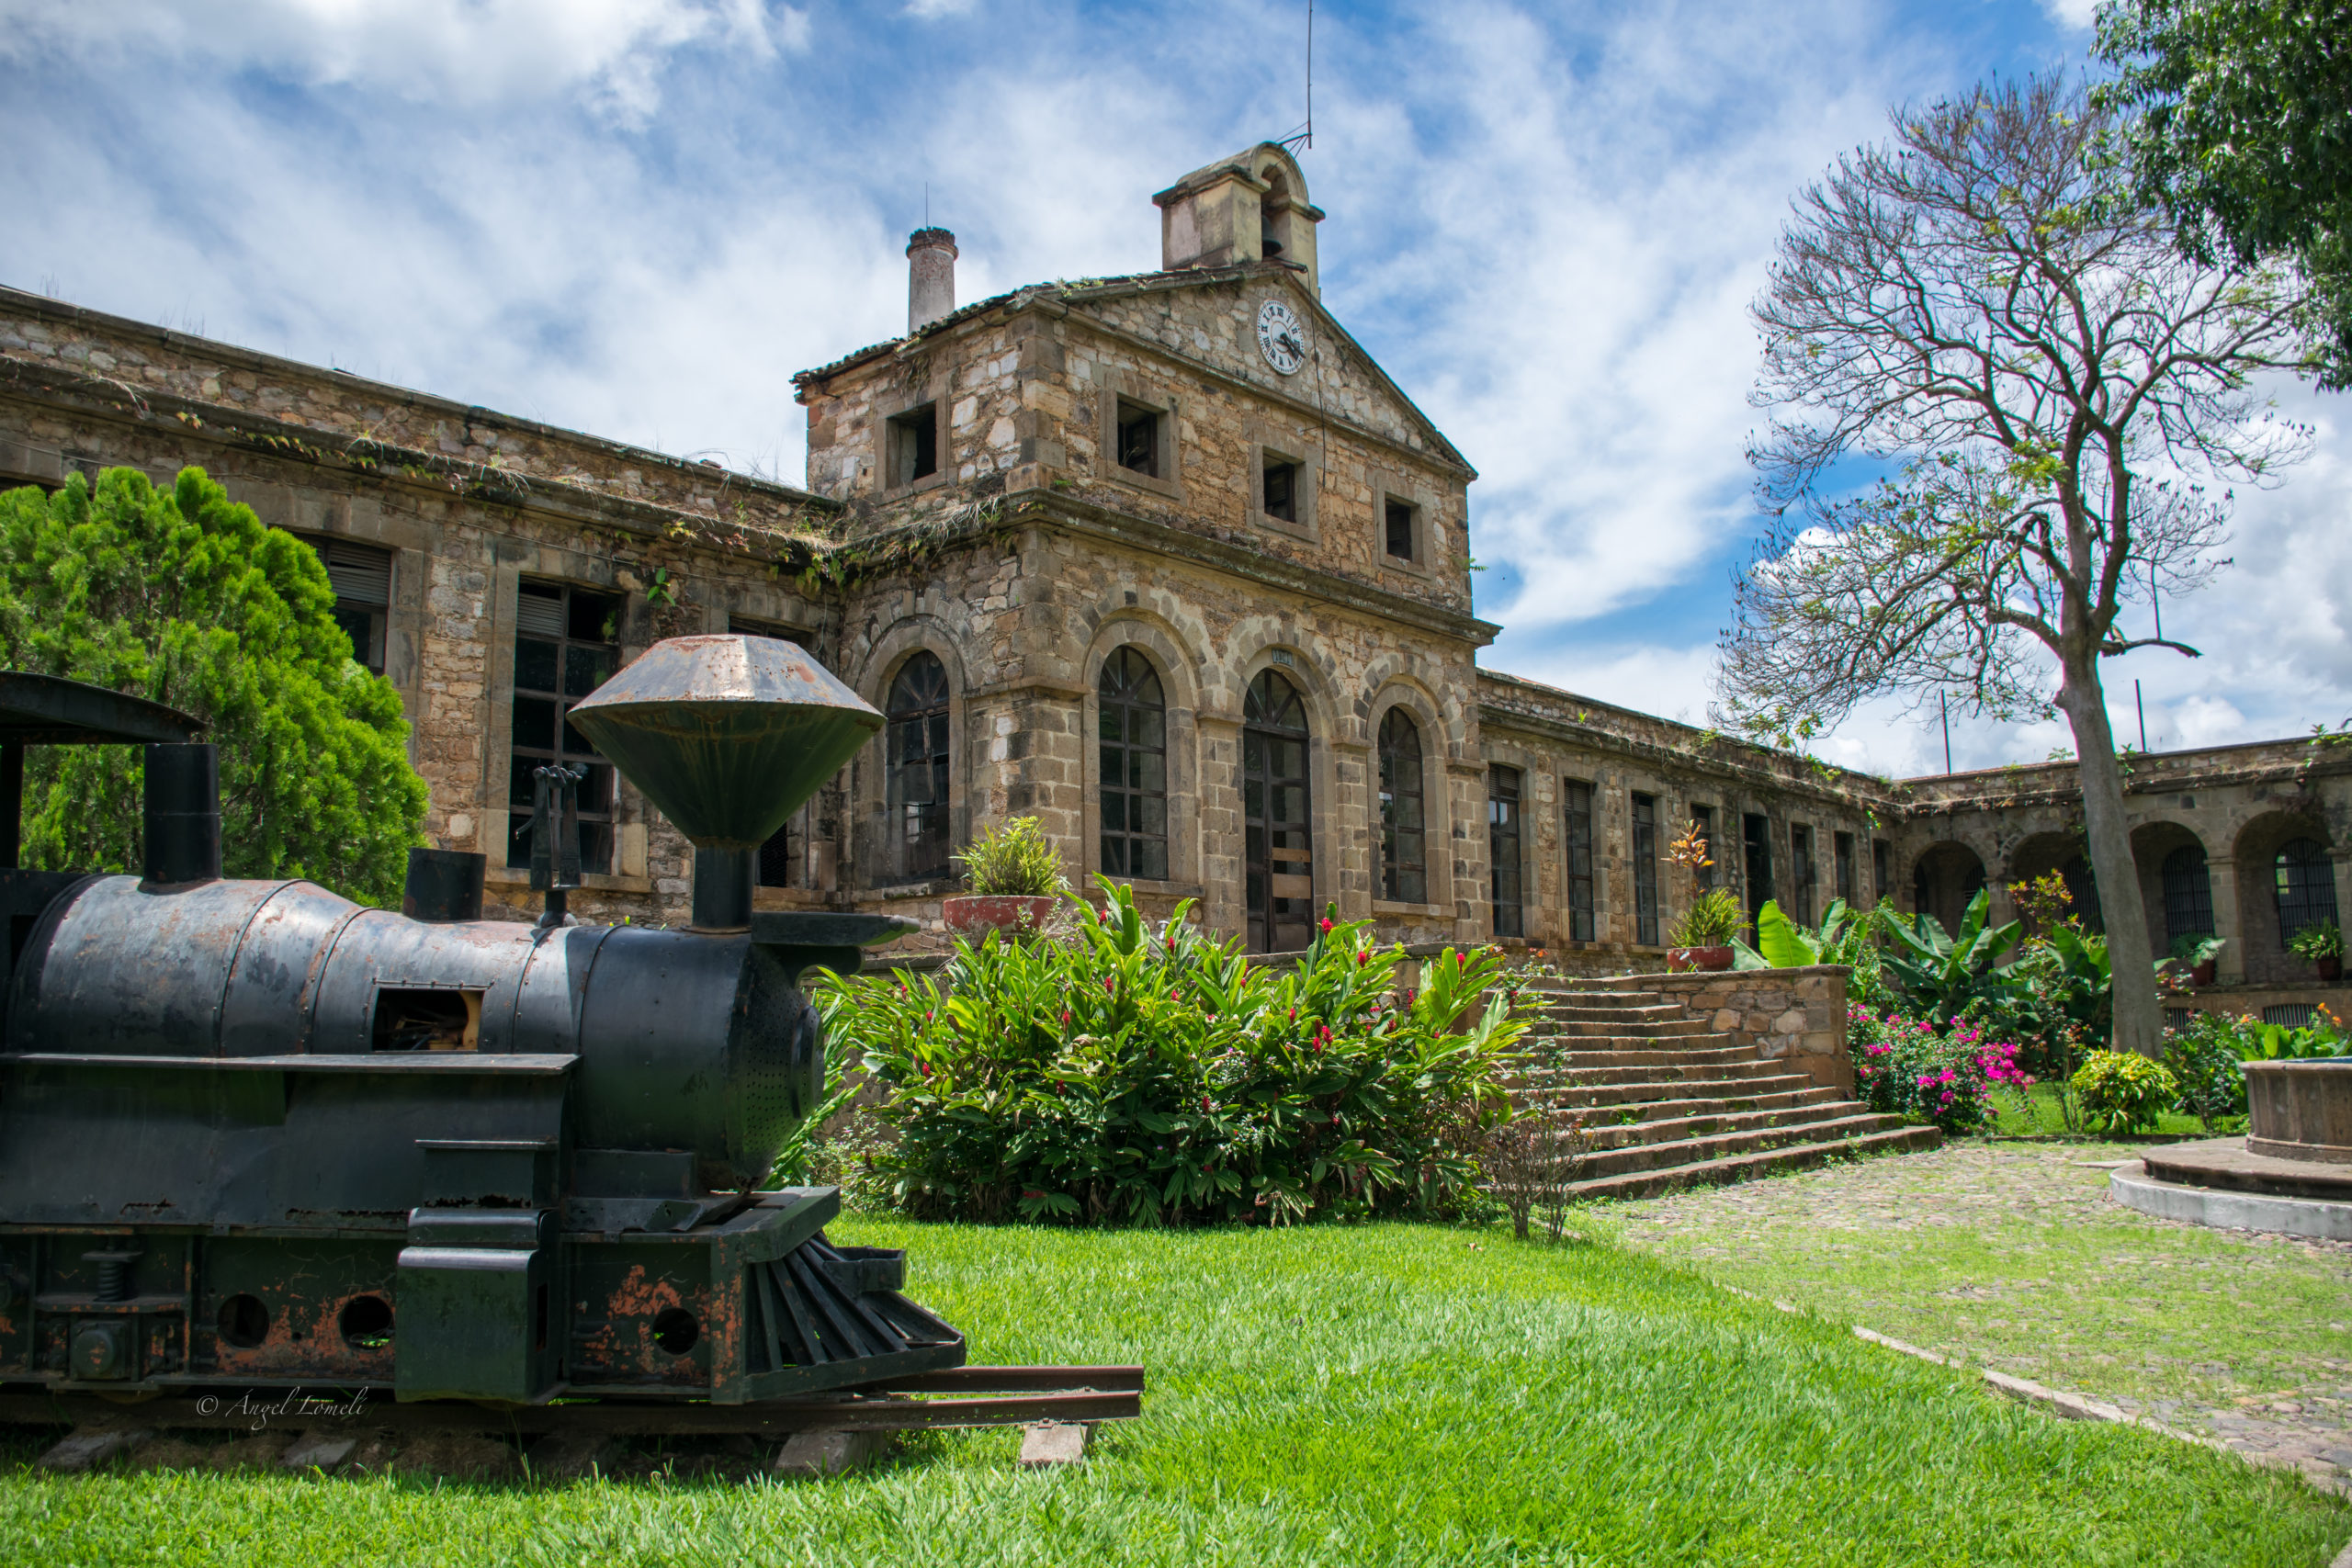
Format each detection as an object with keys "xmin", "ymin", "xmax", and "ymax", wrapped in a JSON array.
[{"xmin": 0, "ymin": 637, "xmax": 964, "ymax": 1409}]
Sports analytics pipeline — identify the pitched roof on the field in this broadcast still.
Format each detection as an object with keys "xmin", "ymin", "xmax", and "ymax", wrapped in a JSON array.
[{"xmin": 790, "ymin": 262, "xmax": 1473, "ymax": 477}]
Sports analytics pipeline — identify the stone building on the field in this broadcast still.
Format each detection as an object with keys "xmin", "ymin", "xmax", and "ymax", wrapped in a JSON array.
[{"xmin": 0, "ymin": 142, "xmax": 2345, "ymax": 1019}]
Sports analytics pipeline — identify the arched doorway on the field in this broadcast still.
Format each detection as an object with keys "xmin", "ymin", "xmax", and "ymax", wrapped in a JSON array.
[
  {"xmin": 1911, "ymin": 840, "xmax": 1988, "ymax": 936},
  {"xmin": 1243, "ymin": 670, "xmax": 1313, "ymax": 953}
]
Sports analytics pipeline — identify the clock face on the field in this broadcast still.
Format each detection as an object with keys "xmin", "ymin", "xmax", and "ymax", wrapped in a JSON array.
[{"xmin": 1256, "ymin": 299, "xmax": 1306, "ymax": 375}]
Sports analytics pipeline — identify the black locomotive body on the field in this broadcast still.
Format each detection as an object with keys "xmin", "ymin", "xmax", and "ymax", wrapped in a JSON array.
[{"xmin": 0, "ymin": 639, "xmax": 963, "ymax": 1407}]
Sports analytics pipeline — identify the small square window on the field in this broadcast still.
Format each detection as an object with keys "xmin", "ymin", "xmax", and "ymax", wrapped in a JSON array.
[
  {"xmin": 1263, "ymin": 457, "xmax": 1300, "ymax": 522},
  {"xmin": 1385, "ymin": 498, "xmax": 1416, "ymax": 561},
  {"xmin": 1116, "ymin": 400, "xmax": 1159, "ymax": 478},
  {"xmin": 887, "ymin": 403, "xmax": 938, "ymax": 487}
]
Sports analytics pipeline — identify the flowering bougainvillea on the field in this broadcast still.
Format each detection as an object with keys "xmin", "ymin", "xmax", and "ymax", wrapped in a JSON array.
[{"xmin": 1849, "ymin": 1004, "xmax": 2027, "ymax": 1134}]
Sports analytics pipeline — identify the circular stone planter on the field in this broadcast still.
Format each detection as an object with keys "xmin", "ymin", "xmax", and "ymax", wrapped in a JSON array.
[
  {"xmin": 942, "ymin": 894, "xmax": 1058, "ymax": 943},
  {"xmin": 1666, "ymin": 945, "xmax": 1735, "ymax": 974},
  {"xmin": 2245, "ymin": 1059, "xmax": 2352, "ymax": 1164}
]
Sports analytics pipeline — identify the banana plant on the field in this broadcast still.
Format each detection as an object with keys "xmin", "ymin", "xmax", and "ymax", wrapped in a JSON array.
[
  {"xmin": 1736, "ymin": 897, "xmax": 1877, "ymax": 969},
  {"xmin": 1878, "ymin": 888, "xmax": 2024, "ymax": 1023}
]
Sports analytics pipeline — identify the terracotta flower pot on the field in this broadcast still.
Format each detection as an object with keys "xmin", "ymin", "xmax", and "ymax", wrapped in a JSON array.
[
  {"xmin": 2319, "ymin": 955, "xmax": 2344, "ymax": 984},
  {"xmin": 1667, "ymin": 945, "xmax": 1734, "ymax": 974},
  {"xmin": 2191, "ymin": 960, "xmax": 2217, "ymax": 987},
  {"xmin": 942, "ymin": 894, "xmax": 1058, "ymax": 942}
]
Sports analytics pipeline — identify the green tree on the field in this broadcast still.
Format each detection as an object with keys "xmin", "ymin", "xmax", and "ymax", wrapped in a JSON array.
[
  {"xmin": 0, "ymin": 466, "xmax": 427, "ymax": 904},
  {"xmin": 2096, "ymin": 0, "xmax": 2352, "ymax": 389},
  {"xmin": 1718, "ymin": 76, "xmax": 2312, "ymax": 1059}
]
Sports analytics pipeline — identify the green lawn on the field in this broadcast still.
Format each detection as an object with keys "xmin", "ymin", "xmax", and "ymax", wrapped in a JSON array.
[
  {"xmin": 5, "ymin": 1223, "xmax": 2345, "ymax": 1567},
  {"xmin": 1988, "ymin": 1082, "xmax": 2215, "ymax": 1140}
]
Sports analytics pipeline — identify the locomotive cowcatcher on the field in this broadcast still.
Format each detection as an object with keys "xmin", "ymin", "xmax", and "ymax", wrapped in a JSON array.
[{"xmin": 0, "ymin": 636, "xmax": 966, "ymax": 1407}]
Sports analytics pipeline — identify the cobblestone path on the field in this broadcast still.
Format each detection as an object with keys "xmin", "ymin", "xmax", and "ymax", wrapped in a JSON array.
[{"xmin": 1593, "ymin": 1140, "xmax": 2352, "ymax": 1494}]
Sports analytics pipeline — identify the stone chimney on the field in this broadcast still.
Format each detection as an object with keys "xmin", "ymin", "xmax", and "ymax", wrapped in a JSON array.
[{"xmin": 906, "ymin": 228, "xmax": 957, "ymax": 334}]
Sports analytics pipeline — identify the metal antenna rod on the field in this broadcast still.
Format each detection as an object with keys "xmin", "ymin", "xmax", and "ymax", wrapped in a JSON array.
[
  {"xmin": 1940, "ymin": 693, "xmax": 1952, "ymax": 775},
  {"xmin": 2136, "ymin": 679, "xmax": 2149, "ymax": 753}
]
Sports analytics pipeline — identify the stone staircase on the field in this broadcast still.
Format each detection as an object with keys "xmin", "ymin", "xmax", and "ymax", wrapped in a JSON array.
[{"xmin": 1513, "ymin": 982, "xmax": 1941, "ymax": 1202}]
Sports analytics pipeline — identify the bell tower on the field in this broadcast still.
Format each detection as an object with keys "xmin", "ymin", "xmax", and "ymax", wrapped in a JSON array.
[{"xmin": 1152, "ymin": 142, "xmax": 1323, "ymax": 294}]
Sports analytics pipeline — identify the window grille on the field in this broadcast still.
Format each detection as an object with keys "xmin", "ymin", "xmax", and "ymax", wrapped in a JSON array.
[
  {"xmin": 303, "ymin": 536, "xmax": 393, "ymax": 675},
  {"xmin": 1098, "ymin": 648, "xmax": 1169, "ymax": 881},
  {"xmin": 2161, "ymin": 843, "xmax": 2215, "ymax": 942},
  {"xmin": 1243, "ymin": 671, "xmax": 1313, "ymax": 953},
  {"xmin": 1690, "ymin": 804, "xmax": 1717, "ymax": 891},
  {"xmin": 1742, "ymin": 814, "xmax": 1772, "ymax": 928},
  {"xmin": 1790, "ymin": 824, "xmax": 1815, "ymax": 927},
  {"xmin": 2264, "ymin": 1004, "xmax": 2316, "ymax": 1029},
  {"xmin": 2062, "ymin": 854, "xmax": 2104, "ymax": 934},
  {"xmin": 1564, "ymin": 780, "xmax": 1595, "ymax": 942},
  {"xmin": 1489, "ymin": 767, "xmax": 1523, "ymax": 939},
  {"xmin": 2275, "ymin": 838, "xmax": 2339, "ymax": 948},
  {"xmin": 1632, "ymin": 793, "xmax": 1659, "ymax": 946},
  {"xmin": 1377, "ymin": 708, "xmax": 1426, "ymax": 904},
  {"xmin": 887, "ymin": 652, "xmax": 952, "ymax": 883},
  {"xmin": 506, "ymin": 581, "xmax": 619, "ymax": 874},
  {"xmin": 1835, "ymin": 831, "xmax": 1856, "ymax": 908}
]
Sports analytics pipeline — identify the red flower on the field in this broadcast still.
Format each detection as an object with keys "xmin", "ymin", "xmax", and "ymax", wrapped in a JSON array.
[{"xmin": 1319, "ymin": 918, "xmax": 1334, "ymax": 934}]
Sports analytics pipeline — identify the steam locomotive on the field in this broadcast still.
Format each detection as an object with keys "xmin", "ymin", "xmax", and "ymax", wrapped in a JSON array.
[{"xmin": 0, "ymin": 637, "xmax": 964, "ymax": 1406}]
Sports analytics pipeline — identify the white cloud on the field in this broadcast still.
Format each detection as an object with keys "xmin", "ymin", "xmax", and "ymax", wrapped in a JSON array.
[
  {"xmin": 2038, "ymin": 0, "xmax": 2101, "ymax": 30},
  {"xmin": 0, "ymin": 0, "xmax": 804, "ymax": 123},
  {"xmin": 904, "ymin": 0, "xmax": 978, "ymax": 16}
]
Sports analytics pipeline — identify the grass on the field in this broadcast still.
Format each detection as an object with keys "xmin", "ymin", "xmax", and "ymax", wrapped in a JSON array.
[
  {"xmin": 1591, "ymin": 1141, "xmax": 2352, "ymax": 1423},
  {"xmin": 5, "ymin": 1222, "xmax": 2346, "ymax": 1566},
  {"xmin": 1988, "ymin": 1083, "xmax": 2215, "ymax": 1140}
]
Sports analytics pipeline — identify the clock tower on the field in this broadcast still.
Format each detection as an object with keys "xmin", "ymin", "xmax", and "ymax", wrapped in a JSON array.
[{"xmin": 1153, "ymin": 143, "xmax": 1324, "ymax": 296}]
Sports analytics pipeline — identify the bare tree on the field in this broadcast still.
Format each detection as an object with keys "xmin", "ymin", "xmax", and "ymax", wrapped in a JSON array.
[{"xmin": 1719, "ymin": 74, "xmax": 2314, "ymax": 1058}]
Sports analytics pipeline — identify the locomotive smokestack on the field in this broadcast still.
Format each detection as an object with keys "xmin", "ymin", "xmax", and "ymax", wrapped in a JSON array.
[
  {"xmin": 907, "ymin": 228, "xmax": 956, "ymax": 333},
  {"xmin": 403, "ymin": 847, "xmax": 487, "ymax": 921},
  {"xmin": 142, "ymin": 743, "xmax": 220, "ymax": 886}
]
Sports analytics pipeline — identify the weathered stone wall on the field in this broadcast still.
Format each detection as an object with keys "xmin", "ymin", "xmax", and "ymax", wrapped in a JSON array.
[{"xmin": 1593, "ymin": 966, "xmax": 1853, "ymax": 1095}]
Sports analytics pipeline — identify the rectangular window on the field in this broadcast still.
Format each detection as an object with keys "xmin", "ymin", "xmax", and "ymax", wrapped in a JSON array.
[
  {"xmin": 1742, "ymin": 813, "xmax": 1772, "ymax": 928},
  {"xmin": 1116, "ymin": 399, "xmax": 1159, "ymax": 478},
  {"xmin": 1488, "ymin": 766, "xmax": 1523, "ymax": 939},
  {"xmin": 1564, "ymin": 779, "xmax": 1595, "ymax": 942},
  {"xmin": 1835, "ymin": 830, "xmax": 1857, "ymax": 908},
  {"xmin": 1632, "ymin": 793, "xmax": 1659, "ymax": 946},
  {"xmin": 1790, "ymin": 824, "xmax": 1816, "ymax": 926},
  {"xmin": 1872, "ymin": 840, "xmax": 1892, "ymax": 907},
  {"xmin": 1385, "ymin": 498, "xmax": 1416, "ymax": 561},
  {"xmin": 1690, "ymin": 804, "xmax": 1717, "ymax": 891},
  {"xmin": 302, "ymin": 536, "xmax": 393, "ymax": 676},
  {"xmin": 508, "ymin": 582, "xmax": 620, "ymax": 875},
  {"xmin": 887, "ymin": 403, "xmax": 938, "ymax": 487},
  {"xmin": 1262, "ymin": 456, "xmax": 1299, "ymax": 523}
]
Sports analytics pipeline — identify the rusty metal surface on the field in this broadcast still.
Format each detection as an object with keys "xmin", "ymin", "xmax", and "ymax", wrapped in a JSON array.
[
  {"xmin": 566, "ymin": 636, "xmax": 882, "ymax": 850},
  {"xmin": 0, "ymin": 671, "xmax": 203, "ymax": 745}
]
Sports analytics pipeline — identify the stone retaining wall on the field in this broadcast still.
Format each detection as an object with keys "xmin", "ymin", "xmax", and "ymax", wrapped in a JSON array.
[{"xmin": 1595, "ymin": 964, "xmax": 1852, "ymax": 1096}]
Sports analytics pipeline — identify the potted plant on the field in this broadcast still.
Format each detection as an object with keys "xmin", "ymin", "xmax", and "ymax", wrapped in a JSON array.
[
  {"xmin": 2289, "ymin": 919, "xmax": 2345, "ymax": 983},
  {"xmin": 2166, "ymin": 933, "xmax": 2226, "ymax": 988},
  {"xmin": 942, "ymin": 817, "xmax": 1069, "ymax": 942},
  {"xmin": 1667, "ymin": 888, "xmax": 1743, "ymax": 973}
]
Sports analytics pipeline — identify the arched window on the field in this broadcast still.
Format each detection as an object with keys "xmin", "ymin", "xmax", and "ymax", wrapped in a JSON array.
[
  {"xmin": 2161, "ymin": 843, "xmax": 2214, "ymax": 942},
  {"xmin": 886, "ymin": 652, "xmax": 950, "ymax": 882},
  {"xmin": 1377, "ymin": 708, "xmax": 1425, "ymax": 905},
  {"xmin": 1243, "ymin": 670, "xmax": 1312, "ymax": 953},
  {"xmin": 2275, "ymin": 837, "xmax": 2339, "ymax": 948},
  {"xmin": 1098, "ymin": 648, "xmax": 1168, "ymax": 881}
]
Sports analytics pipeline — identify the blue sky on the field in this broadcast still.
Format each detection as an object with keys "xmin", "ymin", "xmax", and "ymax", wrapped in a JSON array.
[{"xmin": 3, "ymin": 0, "xmax": 2346, "ymax": 778}]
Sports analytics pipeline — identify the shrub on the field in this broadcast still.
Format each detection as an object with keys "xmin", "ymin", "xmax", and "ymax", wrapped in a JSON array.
[
  {"xmin": 1849, "ymin": 1006, "xmax": 2025, "ymax": 1134},
  {"xmin": 0, "ymin": 467, "xmax": 426, "ymax": 904},
  {"xmin": 2161, "ymin": 1012, "xmax": 2249, "ymax": 1133},
  {"xmin": 952, "ymin": 815, "xmax": 1069, "ymax": 897},
  {"xmin": 2288, "ymin": 919, "xmax": 2344, "ymax": 964},
  {"xmin": 2071, "ymin": 1050, "xmax": 2181, "ymax": 1136},
  {"xmin": 817, "ymin": 881, "xmax": 1524, "ymax": 1225}
]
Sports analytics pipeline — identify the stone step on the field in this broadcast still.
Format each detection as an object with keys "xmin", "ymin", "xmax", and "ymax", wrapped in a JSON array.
[
  {"xmin": 1569, "ymin": 1099, "xmax": 1882, "ymax": 1151},
  {"xmin": 1518, "ymin": 1057, "xmax": 1798, "ymax": 1089},
  {"xmin": 1541, "ymin": 1018, "xmax": 1714, "ymax": 1040},
  {"xmin": 1539, "ymin": 1071, "xmax": 1824, "ymax": 1109},
  {"xmin": 1573, "ymin": 1111, "xmax": 1913, "ymax": 1180},
  {"xmin": 1544, "ymin": 1045, "xmax": 1758, "ymax": 1071},
  {"xmin": 1526, "ymin": 1084, "xmax": 1848, "ymax": 1122},
  {"xmin": 1564, "ymin": 1124, "xmax": 1944, "ymax": 1203},
  {"xmin": 1539, "ymin": 1003, "xmax": 1688, "ymax": 1023}
]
